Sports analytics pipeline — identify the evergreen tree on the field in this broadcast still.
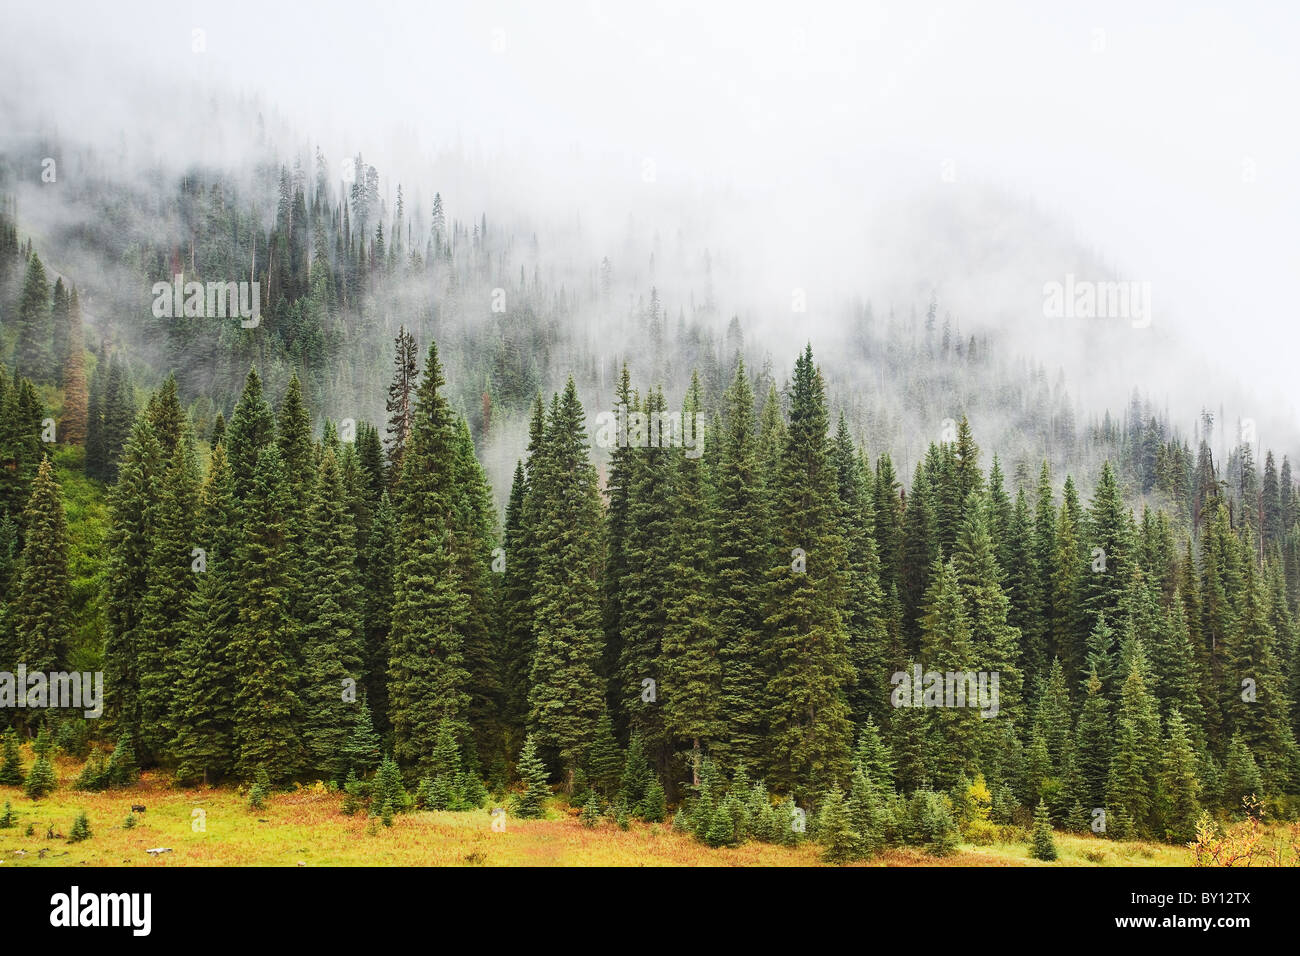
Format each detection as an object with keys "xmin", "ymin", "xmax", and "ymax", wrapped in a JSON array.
[
  {"xmin": 618, "ymin": 387, "xmax": 674, "ymax": 758},
  {"xmin": 0, "ymin": 729, "xmax": 24, "ymax": 786},
  {"xmin": 514, "ymin": 734, "xmax": 549, "ymax": 819},
  {"xmin": 171, "ymin": 443, "xmax": 237, "ymax": 784},
  {"xmin": 526, "ymin": 380, "xmax": 605, "ymax": 789},
  {"xmin": 711, "ymin": 360, "xmax": 770, "ymax": 773},
  {"xmin": 1106, "ymin": 655, "xmax": 1161, "ymax": 837},
  {"xmin": 388, "ymin": 342, "xmax": 473, "ymax": 771},
  {"xmin": 817, "ymin": 787, "xmax": 861, "ymax": 863},
  {"xmin": 384, "ymin": 326, "xmax": 419, "ymax": 481},
  {"xmin": 1158, "ymin": 708, "xmax": 1201, "ymax": 843},
  {"xmin": 230, "ymin": 445, "xmax": 304, "ymax": 781},
  {"xmin": 1074, "ymin": 671, "xmax": 1111, "ymax": 814},
  {"xmin": 662, "ymin": 375, "xmax": 723, "ymax": 774},
  {"xmin": 102, "ymin": 418, "xmax": 162, "ymax": 738},
  {"xmin": 99, "ymin": 355, "xmax": 136, "ymax": 482},
  {"xmin": 12, "ymin": 458, "xmax": 70, "ymax": 678},
  {"xmin": 764, "ymin": 346, "xmax": 854, "ymax": 793},
  {"xmin": 1030, "ymin": 800, "xmax": 1058, "ymax": 861},
  {"xmin": 137, "ymin": 422, "xmax": 200, "ymax": 759},
  {"xmin": 14, "ymin": 253, "xmax": 52, "ymax": 383},
  {"xmin": 1222, "ymin": 733, "xmax": 1264, "ymax": 813},
  {"xmin": 25, "ymin": 754, "xmax": 57, "ymax": 799},
  {"xmin": 833, "ymin": 416, "xmax": 892, "ymax": 727},
  {"xmin": 300, "ymin": 449, "xmax": 365, "ymax": 780},
  {"xmin": 341, "ymin": 695, "xmax": 382, "ymax": 777}
]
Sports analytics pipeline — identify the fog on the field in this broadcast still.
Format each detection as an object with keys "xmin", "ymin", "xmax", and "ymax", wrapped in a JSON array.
[{"xmin": 3, "ymin": 0, "xmax": 1299, "ymax": 456}]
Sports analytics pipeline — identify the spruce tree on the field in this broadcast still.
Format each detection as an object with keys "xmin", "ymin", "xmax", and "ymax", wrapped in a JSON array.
[
  {"xmin": 514, "ymin": 734, "xmax": 549, "ymax": 819},
  {"xmin": 1074, "ymin": 671, "xmax": 1111, "ymax": 813},
  {"xmin": 0, "ymin": 729, "xmax": 24, "ymax": 786},
  {"xmin": 300, "ymin": 448, "xmax": 365, "ymax": 781},
  {"xmin": 14, "ymin": 253, "xmax": 52, "ymax": 383},
  {"xmin": 764, "ymin": 346, "xmax": 854, "ymax": 793},
  {"xmin": 103, "ymin": 418, "xmax": 162, "ymax": 738},
  {"xmin": 711, "ymin": 360, "xmax": 770, "ymax": 773},
  {"xmin": 1030, "ymin": 799, "xmax": 1058, "ymax": 861},
  {"xmin": 526, "ymin": 380, "xmax": 605, "ymax": 789},
  {"xmin": 137, "ymin": 422, "xmax": 201, "ymax": 759},
  {"xmin": 171, "ymin": 443, "xmax": 237, "ymax": 784},
  {"xmin": 1106, "ymin": 655, "xmax": 1161, "ymax": 837},
  {"xmin": 662, "ymin": 375, "xmax": 723, "ymax": 774},
  {"xmin": 388, "ymin": 342, "xmax": 472, "ymax": 772},
  {"xmin": 230, "ymin": 445, "xmax": 304, "ymax": 781},
  {"xmin": 501, "ymin": 460, "xmax": 534, "ymax": 736},
  {"xmin": 1158, "ymin": 708, "xmax": 1201, "ymax": 843},
  {"xmin": 1222, "ymin": 732, "xmax": 1264, "ymax": 814},
  {"xmin": 12, "ymin": 457, "xmax": 70, "ymax": 677},
  {"xmin": 817, "ymin": 787, "xmax": 861, "ymax": 863},
  {"xmin": 23, "ymin": 753, "xmax": 56, "ymax": 799},
  {"xmin": 833, "ymin": 416, "xmax": 892, "ymax": 728},
  {"xmin": 384, "ymin": 326, "xmax": 419, "ymax": 481},
  {"xmin": 341, "ymin": 695, "xmax": 382, "ymax": 777},
  {"xmin": 618, "ymin": 386, "xmax": 675, "ymax": 758}
]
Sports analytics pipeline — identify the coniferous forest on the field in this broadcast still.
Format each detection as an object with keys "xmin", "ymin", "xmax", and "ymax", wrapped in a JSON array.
[{"xmin": 2, "ymin": 4, "xmax": 1299, "ymax": 891}]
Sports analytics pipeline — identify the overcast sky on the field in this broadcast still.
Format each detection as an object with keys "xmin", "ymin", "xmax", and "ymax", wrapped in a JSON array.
[{"xmin": 4, "ymin": 0, "xmax": 1298, "ymax": 425}]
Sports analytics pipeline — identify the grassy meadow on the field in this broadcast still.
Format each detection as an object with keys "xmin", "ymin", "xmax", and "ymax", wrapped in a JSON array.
[{"xmin": 0, "ymin": 750, "xmax": 1204, "ymax": 867}]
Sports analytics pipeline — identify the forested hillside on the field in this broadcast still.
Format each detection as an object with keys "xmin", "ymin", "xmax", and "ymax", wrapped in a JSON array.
[{"xmin": 1, "ymin": 136, "xmax": 1299, "ymax": 862}]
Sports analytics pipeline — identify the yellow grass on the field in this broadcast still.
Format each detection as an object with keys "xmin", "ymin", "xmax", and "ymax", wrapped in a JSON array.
[{"xmin": 0, "ymin": 753, "xmax": 1206, "ymax": 867}]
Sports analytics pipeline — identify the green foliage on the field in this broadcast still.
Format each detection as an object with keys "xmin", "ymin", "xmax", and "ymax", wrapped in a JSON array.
[
  {"xmin": 580, "ymin": 791, "xmax": 601, "ymax": 828},
  {"xmin": 74, "ymin": 750, "xmax": 110, "ymax": 791},
  {"xmin": 23, "ymin": 754, "xmax": 56, "ymax": 799},
  {"xmin": 513, "ymin": 734, "xmax": 549, "ymax": 819},
  {"xmin": 642, "ymin": 778, "xmax": 667, "ymax": 823},
  {"xmin": 370, "ymin": 755, "xmax": 409, "ymax": 816},
  {"xmin": 1031, "ymin": 800, "xmax": 1058, "ymax": 861},
  {"xmin": 68, "ymin": 810, "xmax": 92, "ymax": 843},
  {"xmin": 817, "ymin": 787, "xmax": 861, "ymax": 863},
  {"xmin": 0, "ymin": 730, "xmax": 24, "ymax": 786},
  {"xmin": 248, "ymin": 767, "xmax": 271, "ymax": 810},
  {"xmin": 107, "ymin": 729, "xmax": 139, "ymax": 788}
]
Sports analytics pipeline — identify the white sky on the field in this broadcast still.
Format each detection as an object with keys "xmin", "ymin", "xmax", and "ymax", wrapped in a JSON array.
[{"xmin": 4, "ymin": 0, "xmax": 1299, "ymax": 424}]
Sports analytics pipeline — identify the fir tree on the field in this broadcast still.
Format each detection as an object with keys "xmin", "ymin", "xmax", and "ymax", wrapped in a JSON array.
[
  {"xmin": 764, "ymin": 345, "xmax": 854, "ymax": 793},
  {"xmin": 526, "ymin": 380, "xmax": 605, "ymax": 788},
  {"xmin": 817, "ymin": 787, "xmax": 861, "ymax": 863},
  {"xmin": 14, "ymin": 253, "xmax": 52, "ymax": 383},
  {"xmin": 300, "ymin": 448, "xmax": 365, "ymax": 781},
  {"xmin": 514, "ymin": 734, "xmax": 549, "ymax": 819},
  {"xmin": 711, "ymin": 360, "xmax": 770, "ymax": 773},
  {"xmin": 662, "ymin": 374, "xmax": 724, "ymax": 773},
  {"xmin": 1030, "ymin": 800, "xmax": 1058, "ymax": 861},
  {"xmin": 0, "ymin": 729, "xmax": 24, "ymax": 786},
  {"xmin": 230, "ymin": 445, "xmax": 304, "ymax": 781},
  {"xmin": 12, "ymin": 458, "xmax": 70, "ymax": 678},
  {"xmin": 23, "ymin": 753, "xmax": 55, "ymax": 799},
  {"xmin": 102, "ymin": 418, "xmax": 162, "ymax": 738},
  {"xmin": 171, "ymin": 443, "xmax": 237, "ymax": 784},
  {"xmin": 388, "ymin": 342, "xmax": 472, "ymax": 772},
  {"xmin": 384, "ymin": 326, "xmax": 419, "ymax": 481},
  {"xmin": 1158, "ymin": 708, "xmax": 1201, "ymax": 843}
]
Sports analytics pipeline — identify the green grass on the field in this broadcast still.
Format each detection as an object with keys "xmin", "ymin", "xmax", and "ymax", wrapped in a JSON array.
[{"xmin": 0, "ymin": 755, "xmax": 1216, "ymax": 867}]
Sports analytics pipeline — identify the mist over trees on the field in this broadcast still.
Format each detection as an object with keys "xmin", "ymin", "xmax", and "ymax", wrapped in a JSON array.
[{"xmin": 2, "ymin": 114, "xmax": 1300, "ymax": 859}]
